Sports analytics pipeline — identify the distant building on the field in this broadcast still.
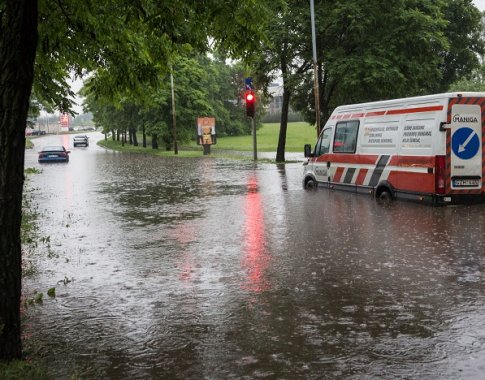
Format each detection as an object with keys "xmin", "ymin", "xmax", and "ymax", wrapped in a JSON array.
[
  {"xmin": 264, "ymin": 83, "xmax": 303, "ymax": 123},
  {"xmin": 267, "ymin": 83, "xmax": 283, "ymax": 114},
  {"xmin": 34, "ymin": 119, "xmax": 63, "ymax": 134}
]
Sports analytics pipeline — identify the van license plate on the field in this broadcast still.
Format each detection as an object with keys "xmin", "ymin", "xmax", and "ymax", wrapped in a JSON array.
[{"xmin": 453, "ymin": 178, "xmax": 481, "ymax": 187}]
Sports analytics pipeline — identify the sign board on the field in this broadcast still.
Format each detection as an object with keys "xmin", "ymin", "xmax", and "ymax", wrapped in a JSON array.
[
  {"xmin": 197, "ymin": 117, "xmax": 216, "ymax": 145},
  {"xmin": 60, "ymin": 113, "xmax": 69, "ymax": 131},
  {"xmin": 450, "ymin": 104, "xmax": 482, "ymax": 189},
  {"xmin": 245, "ymin": 77, "xmax": 253, "ymax": 90}
]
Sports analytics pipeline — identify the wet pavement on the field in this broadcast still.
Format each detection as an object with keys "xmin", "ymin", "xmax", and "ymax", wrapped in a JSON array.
[{"xmin": 22, "ymin": 133, "xmax": 485, "ymax": 379}]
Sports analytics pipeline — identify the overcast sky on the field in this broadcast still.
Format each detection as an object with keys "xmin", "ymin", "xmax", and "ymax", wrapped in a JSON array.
[{"xmin": 474, "ymin": 0, "xmax": 485, "ymax": 11}]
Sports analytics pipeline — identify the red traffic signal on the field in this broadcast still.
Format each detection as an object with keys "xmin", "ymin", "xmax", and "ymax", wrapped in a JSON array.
[{"xmin": 245, "ymin": 90, "xmax": 255, "ymax": 117}]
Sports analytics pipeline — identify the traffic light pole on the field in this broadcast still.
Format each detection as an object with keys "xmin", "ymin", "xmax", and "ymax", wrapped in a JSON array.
[{"xmin": 252, "ymin": 116, "xmax": 257, "ymax": 161}]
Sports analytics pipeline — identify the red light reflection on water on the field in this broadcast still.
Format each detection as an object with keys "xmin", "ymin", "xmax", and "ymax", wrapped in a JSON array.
[
  {"xmin": 171, "ymin": 222, "xmax": 197, "ymax": 282},
  {"xmin": 242, "ymin": 174, "xmax": 270, "ymax": 293}
]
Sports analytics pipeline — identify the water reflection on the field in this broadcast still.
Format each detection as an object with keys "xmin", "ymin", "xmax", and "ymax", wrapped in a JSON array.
[
  {"xmin": 21, "ymin": 139, "xmax": 485, "ymax": 379},
  {"xmin": 242, "ymin": 174, "xmax": 270, "ymax": 293}
]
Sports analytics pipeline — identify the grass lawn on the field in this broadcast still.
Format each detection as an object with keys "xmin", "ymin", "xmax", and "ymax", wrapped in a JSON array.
[
  {"xmin": 186, "ymin": 121, "xmax": 317, "ymax": 152},
  {"xmin": 99, "ymin": 122, "xmax": 318, "ymax": 159}
]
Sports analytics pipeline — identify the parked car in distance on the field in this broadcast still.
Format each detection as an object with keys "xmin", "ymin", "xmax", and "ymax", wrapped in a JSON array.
[
  {"xmin": 38, "ymin": 146, "xmax": 70, "ymax": 163},
  {"xmin": 73, "ymin": 135, "xmax": 89, "ymax": 147}
]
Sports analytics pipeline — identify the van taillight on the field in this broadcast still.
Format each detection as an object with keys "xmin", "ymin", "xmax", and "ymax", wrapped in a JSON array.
[{"xmin": 435, "ymin": 155, "xmax": 446, "ymax": 194}]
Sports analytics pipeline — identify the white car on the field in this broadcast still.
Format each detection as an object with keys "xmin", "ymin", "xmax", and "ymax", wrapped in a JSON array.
[{"xmin": 73, "ymin": 135, "xmax": 89, "ymax": 147}]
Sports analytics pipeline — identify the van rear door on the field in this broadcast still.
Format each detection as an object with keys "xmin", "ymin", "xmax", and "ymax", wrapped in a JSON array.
[{"xmin": 449, "ymin": 103, "xmax": 482, "ymax": 191}]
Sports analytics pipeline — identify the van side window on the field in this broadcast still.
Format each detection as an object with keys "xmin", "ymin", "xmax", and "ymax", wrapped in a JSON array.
[
  {"xmin": 334, "ymin": 120, "xmax": 359, "ymax": 153},
  {"xmin": 315, "ymin": 128, "xmax": 332, "ymax": 156}
]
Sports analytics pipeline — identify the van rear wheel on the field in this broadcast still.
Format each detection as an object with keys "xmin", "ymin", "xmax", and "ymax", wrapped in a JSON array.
[{"xmin": 377, "ymin": 189, "xmax": 393, "ymax": 202}]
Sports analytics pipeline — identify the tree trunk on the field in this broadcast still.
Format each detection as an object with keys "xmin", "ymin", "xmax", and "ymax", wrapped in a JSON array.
[
  {"xmin": 151, "ymin": 134, "xmax": 158, "ymax": 149},
  {"xmin": 276, "ymin": 87, "xmax": 291, "ymax": 162},
  {"xmin": 276, "ymin": 50, "xmax": 291, "ymax": 163},
  {"xmin": 131, "ymin": 128, "xmax": 138, "ymax": 146},
  {"xmin": 142, "ymin": 125, "xmax": 146, "ymax": 148},
  {"xmin": 0, "ymin": 0, "xmax": 38, "ymax": 360}
]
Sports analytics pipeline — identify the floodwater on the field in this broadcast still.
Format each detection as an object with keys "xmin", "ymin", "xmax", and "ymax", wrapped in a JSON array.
[{"xmin": 22, "ymin": 133, "xmax": 485, "ymax": 379}]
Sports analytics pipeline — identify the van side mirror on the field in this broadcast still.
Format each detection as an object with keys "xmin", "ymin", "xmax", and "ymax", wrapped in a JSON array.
[{"xmin": 304, "ymin": 144, "xmax": 313, "ymax": 158}]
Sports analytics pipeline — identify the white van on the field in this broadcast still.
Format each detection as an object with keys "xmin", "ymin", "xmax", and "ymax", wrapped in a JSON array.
[{"xmin": 303, "ymin": 92, "xmax": 485, "ymax": 205}]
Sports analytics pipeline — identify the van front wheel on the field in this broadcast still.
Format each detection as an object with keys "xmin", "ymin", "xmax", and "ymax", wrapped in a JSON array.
[{"xmin": 305, "ymin": 178, "xmax": 317, "ymax": 190}]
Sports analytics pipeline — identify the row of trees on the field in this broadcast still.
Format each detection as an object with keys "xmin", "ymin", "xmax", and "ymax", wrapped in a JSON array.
[
  {"xmin": 254, "ymin": 0, "xmax": 485, "ymax": 161},
  {"xmin": 1, "ymin": 0, "xmax": 484, "ymax": 361},
  {"xmin": 84, "ymin": 55, "xmax": 253, "ymax": 150},
  {"xmin": 84, "ymin": 1, "xmax": 485, "ymax": 162}
]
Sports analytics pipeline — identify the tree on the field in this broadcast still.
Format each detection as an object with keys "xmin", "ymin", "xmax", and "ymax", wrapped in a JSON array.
[
  {"xmin": 0, "ymin": 0, "xmax": 38, "ymax": 360},
  {"xmin": 291, "ymin": 0, "xmax": 450, "ymax": 126},
  {"xmin": 439, "ymin": 0, "xmax": 485, "ymax": 91},
  {"xmin": 0, "ymin": 0, "xmax": 278, "ymax": 360},
  {"xmin": 291, "ymin": 0, "xmax": 484, "ymax": 127},
  {"xmin": 84, "ymin": 54, "xmax": 253, "ymax": 150},
  {"xmin": 254, "ymin": 1, "xmax": 311, "ymax": 162},
  {"xmin": 256, "ymin": 0, "xmax": 455, "ymax": 162}
]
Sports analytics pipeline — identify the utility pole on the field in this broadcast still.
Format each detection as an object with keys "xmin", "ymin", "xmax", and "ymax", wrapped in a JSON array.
[
  {"xmin": 310, "ymin": 0, "xmax": 321, "ymax": 136},
  {"xmin": 245, "ymin": 78, "xmax": 257, "ymax": 160},
  {"xmin": 170, "ymin": 66, "xmax": 178, "ymax": 154},
  {"xmin": 252, "ymin": 117, "xmax": 257, "ymax": 161}
]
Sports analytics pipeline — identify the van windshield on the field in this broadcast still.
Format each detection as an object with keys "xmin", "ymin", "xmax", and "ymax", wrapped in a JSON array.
[{"xmin": 315, "ymin": 128, "xmax": 332, "ymax": 156}]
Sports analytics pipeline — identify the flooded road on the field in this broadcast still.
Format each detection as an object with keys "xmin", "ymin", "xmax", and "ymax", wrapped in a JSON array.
[{"xmin": 23, "ymin": 134, "xmax": 485, "ymax": 379}]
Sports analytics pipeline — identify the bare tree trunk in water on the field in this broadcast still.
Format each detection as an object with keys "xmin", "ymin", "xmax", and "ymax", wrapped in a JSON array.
[
  {"xmin": 276, "ymin": 51, "xmax": 291, "ymax": 163},
  {"xmin": 0, "ymin": 0, "xmax": 38, "ymax": 360}
]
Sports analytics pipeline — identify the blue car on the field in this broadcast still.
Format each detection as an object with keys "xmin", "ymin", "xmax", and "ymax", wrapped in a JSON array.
[{"xmin": 38, "ymin": 146, "xmax": 70, "ymax": 163}]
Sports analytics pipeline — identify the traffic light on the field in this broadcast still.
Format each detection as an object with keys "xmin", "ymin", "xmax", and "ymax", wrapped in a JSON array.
[{"xmin": 245, "ymin": 90, "xmax": 255, "ymax": 117}]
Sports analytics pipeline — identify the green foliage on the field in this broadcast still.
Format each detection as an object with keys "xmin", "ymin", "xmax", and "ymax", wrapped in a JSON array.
[
  {"xmin": 33, "ymin": 0, "xmax": 280, "ymax": 114},
  {"xmin": 440, "ymin": 0, "xmax": 485, "ymax": 90},
  {"xmin": 24, "ymin": 139, "xmax": 34, "ymax": 149},
  {"xmin": 449, "ymin": 77, "xmax": 485, "ymax": 92},
  {"xmin": 25, "ymin": 292, "xmax": 43, "ymax": 306},
  {"xmin": 24, "ymin": 167, "xmax": 41, "ymax": 174},
  {"xmin": 0, "ymin": 360, "xmax": 47, "ymax": 380},
  {"xmin": 85, "ymin": 54, "xmax": 253, "ymax": 148},
  {"xmin": 258, "ymin": 0, "xmax": 485, "ymax": 127}
]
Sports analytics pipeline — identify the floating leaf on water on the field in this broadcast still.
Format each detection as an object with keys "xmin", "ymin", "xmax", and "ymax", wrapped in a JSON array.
[
  {"xmin": 34, "ymin": 292, "xmax": 43, "ymax": 304},
  {"xmin": 47, "ymin": 288, "xmax": 56, "ymax": 297}
]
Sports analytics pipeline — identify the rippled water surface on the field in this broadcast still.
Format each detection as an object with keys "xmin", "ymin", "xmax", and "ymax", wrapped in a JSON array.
[{"xmin": 22, "ymin": 134, "xmax": 485, "ymax": 379}]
